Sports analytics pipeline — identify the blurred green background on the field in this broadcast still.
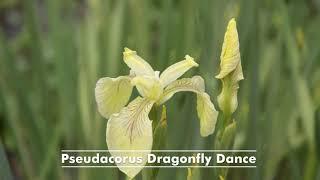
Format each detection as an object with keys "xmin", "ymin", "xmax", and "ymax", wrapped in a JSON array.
[{"xmin": 0, "ymin": 0, "xmax": 320, "ymax": 179}]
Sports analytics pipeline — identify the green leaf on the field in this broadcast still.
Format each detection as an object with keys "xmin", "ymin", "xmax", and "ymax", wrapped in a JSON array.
[{"xmin": 0, "ymin": 141, "xmax": 13, "ymax": 180}]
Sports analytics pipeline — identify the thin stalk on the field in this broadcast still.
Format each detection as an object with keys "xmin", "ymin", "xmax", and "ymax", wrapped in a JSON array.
[{"xmin": 0, "ymin": 140, "xmax": 14, "ymax": 180}]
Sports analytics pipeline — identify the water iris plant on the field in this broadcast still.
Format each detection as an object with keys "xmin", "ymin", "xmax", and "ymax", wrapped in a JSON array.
[
  {"xmin": 95, "ymin": 48, "xmax": 218, "ymax": 178},
  {"xmin": 95, "ymin": 17, "xmax": 244, "ymax": 179},
  {"xmin": 215, "ymin": 18, "xmax": 244, "ymax": 179}
]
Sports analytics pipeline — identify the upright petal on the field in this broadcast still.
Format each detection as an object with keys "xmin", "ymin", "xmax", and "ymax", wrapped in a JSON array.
[
  {"xmin": 157, "ymin": 76, "xmax": 218, "ymax": 137},
  {"xmin": 95, "ymin": 76, "xmax": 133, "ymax": 118},
  {"xmin": 159, "ymin": 55, "xmax": 199, "ymax": 88},
  {"xmin": 232, "ymin": 62, "xmax": 244, "ymax": 82},
  {"xmin": 215, "ymin": 18, "xmax": 241, "ymax": 79},
  {"xmin": 131, "ymin": 76, "xmax": 163, "ymax": 101},
  {"xmin": 106, "ymin": 97, "xmax": 154, "ymax": 178},
  {"xmin": 123, "ymin": 48, "xmax": 155, "ymax": 76}
]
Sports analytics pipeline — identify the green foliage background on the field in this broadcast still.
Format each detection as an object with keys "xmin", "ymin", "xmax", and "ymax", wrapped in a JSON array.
[{"xmin": 0, "ymin": 0, "xmax": 320, "ymax": 179}]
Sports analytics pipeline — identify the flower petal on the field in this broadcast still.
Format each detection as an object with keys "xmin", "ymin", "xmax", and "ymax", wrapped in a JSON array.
[
  {"xmin": 232, "ymin": 62, "xmax": 244, "ymax": 82},
  {"xmin": 157, "ymin": 76, "xmax": 205, "ymax": 105},
  {"xmin": 95, "ymin": 76, "xmax": 133, "ymax": 118},
  {"xmin": 159, "ymin": 55, "xmax": 199, "ymax": 88},
  {"xmin": 106, "ymin": 97, "xmax": 154, "ymax": 178},
  {"xmin": 131, "ymin": 76, "xmax": 163, "ymax": 101},
  {"xmin": 217, "ymin": 57, "xmax": 243, "ymax": 114},
  {"xmin": 217, "ymin": 75, "xmax": 240, "ymax": 114},
  {"xmin": 123, "ymin": 48, "xmax": 155, "ymax": 76},
  {"xmin": 215, "ymin": 18, "xmax": 242, "ymax": 79},
  {"xmin": 197, "ymin": 92, "xmax": 218, "ymax": 136},
  {"xmin": 157, "ymin": 76, "xmax": 218, "ymax": 137}
]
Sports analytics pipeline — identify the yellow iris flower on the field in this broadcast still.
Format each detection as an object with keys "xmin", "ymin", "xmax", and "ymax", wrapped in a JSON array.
[
  {"xmin": 95, "ymin": 48, "xmax": 218, "ymax": 178},
  {"xmin": 215, "ymin": 18, "xmax": 244, "ymax": 115}
]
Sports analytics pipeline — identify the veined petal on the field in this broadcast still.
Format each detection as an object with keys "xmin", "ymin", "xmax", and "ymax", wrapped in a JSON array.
[
  {"xmin": 131, "ymin": 76, "xmax": 163, "ymax": 101},
  {"xmin": 123, "ymin": 48, "xmax": 155, "ymax": 76},
  {"xmin": 95, "ymin": 76, "xmax": 133, "ymax": 118},
  {"xmin": 197, "ymin": 92, "xmax": 218, "ymax": 136},
  {"xmin": 157, "ymin": 76, "xmax": 218, "ymax": 136},
  {"xmin": 157, "ymin": 76, "xmax": 205, "ymax": 105},
  {"xmin": 232, "ymin": 62, "xmax": 244, "ymax": 82},
  {"xmin": 159, "ymin": 55, "xmax": 199, "ymax": 88},
  {"xmin": 106, "ymin": 97, "xmax": 154, "ymax": 178},
  {"xmin": 216, "ymin": 18, "xmax": 241, "ymax": 79}
]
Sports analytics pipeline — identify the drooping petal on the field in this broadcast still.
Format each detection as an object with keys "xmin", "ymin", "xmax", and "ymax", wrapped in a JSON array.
[
  {"xmin": 123, "ymin": 48, "xmax": 155, "ymax": 76},
  {"xmin": 157, "ymin": 76, "xmax": 218, "ymax": 137},
  {"xmin": 157, "ymin": 76, "xmax": 205, "ymax": 105},
  {"xmin": 215, "ymin": 18, "xmax": 242, "ymax": 79},
  {"xmin": 106, "ymin": 97, "xmax": 154, "ymax": 178},
  {"xmin": 131, "ymin": 76, "xmax": 163, "ymax": 101},
  {"xmin": 197, "ymin": 92, "xmax": 218, "ymax": 136},
  {"xmin": 159, "ymin": 55, "xmax": 199, "ymax": 88},
  {"xmin": 95, "ymin": 76, "xmax": 133, "ymax": 118}
]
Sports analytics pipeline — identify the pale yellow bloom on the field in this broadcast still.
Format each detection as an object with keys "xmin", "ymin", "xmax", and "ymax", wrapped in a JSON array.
[
  {"xmin": 216, "ymin": 18, "xmax": 244, "ymax": 114},
  {"xmin": 95, "ymin": 76, "xmax": 133, "ymax": 118},
  {"xmin": 95, "ymin": 48, "xmax": 218, "ymax": 178}
]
